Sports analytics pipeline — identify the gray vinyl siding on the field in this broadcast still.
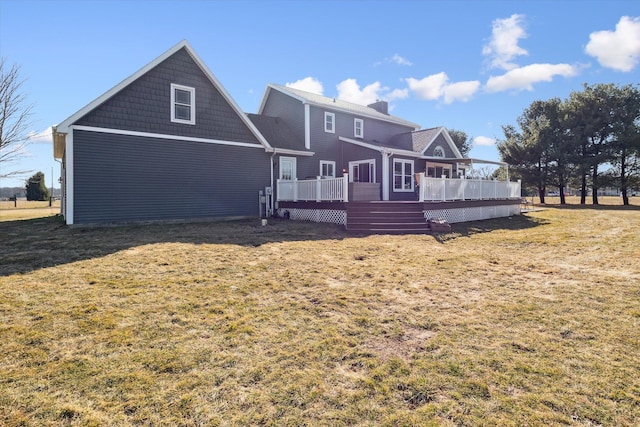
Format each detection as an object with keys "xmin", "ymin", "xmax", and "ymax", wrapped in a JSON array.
[
  {"xmin": 73, "ymin": 130, "xmax": 269, "ymax": 224},
  {"xmin": 75, "ymin": 48, "xmax": 260, "ymax": 144},
  {"xmin": 260, "ymin": 89, "xmax": 305, "ymax": 147}
]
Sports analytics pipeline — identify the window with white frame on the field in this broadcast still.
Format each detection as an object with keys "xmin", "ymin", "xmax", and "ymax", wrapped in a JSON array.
[
  {"xmin": 320, "ymin": 160, "xmax": 335, "ymax": 178},
  {"xmin": 393, "ymin": 159, "xmax": 414, "ymax": 192},
  {"xmin": 433, "ymin": 146, "xmax": 445, "ymax": 157},
  {"xmin": 354, "ymin": 118, "xmax": 364, "ymax": 138},
  {"xmin": 324, "ymin": 112, "xmax": 335, "ymax": 133},
  {"xmin": 171, "ymin": 84, "xmax": 195, "ymax": 125}
]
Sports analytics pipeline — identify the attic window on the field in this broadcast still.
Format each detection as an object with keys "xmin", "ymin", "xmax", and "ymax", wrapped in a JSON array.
[
  {"xmin": 433, "ymin": 146, "xmax": 445, "ymax": 157},
  {"xmin": 171, "ymin": 84, "xmax": 195, "ymax": 125}
]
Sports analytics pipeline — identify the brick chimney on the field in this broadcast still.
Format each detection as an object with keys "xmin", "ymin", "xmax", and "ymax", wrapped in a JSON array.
[{"xmin": 367, "ymin": 100, "xmax": 388, "ymax": 115}]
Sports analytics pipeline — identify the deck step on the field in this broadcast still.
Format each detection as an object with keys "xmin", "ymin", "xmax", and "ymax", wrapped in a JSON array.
[{"xmin": 345, "ymin": 202, "xmax": 431, "ymax": 234}]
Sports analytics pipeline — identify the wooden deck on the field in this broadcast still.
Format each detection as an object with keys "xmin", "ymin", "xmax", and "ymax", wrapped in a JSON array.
[{"xmin": 278, "ymin": 199, "xmax": 521, "ymax": 234}]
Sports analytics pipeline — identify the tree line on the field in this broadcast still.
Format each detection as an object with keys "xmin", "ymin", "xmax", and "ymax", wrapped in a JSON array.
[{"xmin": 497, "ymin": 83, "xmax": 640, "ymax": 205}]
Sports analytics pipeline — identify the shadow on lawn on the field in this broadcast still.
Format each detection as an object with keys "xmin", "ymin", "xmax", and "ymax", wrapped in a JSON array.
[
  {"xmin": 434, "ymin": 214, "xmax": 548, "ymax": 243},
  {"xmin": 0, "ymin": 213, "xmax": 550, "ymax": 276},
  {"xmin": 0, "ymin": 215, "xmax": 350, "ymax": 276},
  {"xmin": 537, "ymin": 202, "xmax": 640, "ymax": 211}
]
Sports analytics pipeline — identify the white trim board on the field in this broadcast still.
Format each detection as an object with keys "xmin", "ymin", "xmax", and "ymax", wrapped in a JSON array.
[{"xmin": 71, "ymin": 125, "xmax": 267, "ymax": 149}]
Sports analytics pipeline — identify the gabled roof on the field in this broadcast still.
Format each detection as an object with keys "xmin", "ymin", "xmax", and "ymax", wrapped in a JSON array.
[
  {"xmin": 258, "ymin": 84, "xmax": 420, "ymax": 130},
  {"xmin": 390, "ymin": 126, "xmax": 463, "ymax": 158},
  {"xmin": 53, "ymin": 40, "xmax": 271, "ymax": 158}
]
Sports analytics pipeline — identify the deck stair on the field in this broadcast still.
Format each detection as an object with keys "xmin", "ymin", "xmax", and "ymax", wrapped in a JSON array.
[{"xmin": 345, "ymin": 202, "xmax": 431, "ymax": 234}]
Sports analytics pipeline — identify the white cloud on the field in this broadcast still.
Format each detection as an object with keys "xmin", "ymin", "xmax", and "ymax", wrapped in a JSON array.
[
  {"xmin": 406, "ymin": 72, "xmax": 480, "ymax": 104},
  {"xmin": 442, "ymin": 81, "xmax": 482, "ymax": 104},
  {"xmin": 482, "ymin": 14, "xmax": 528, "ymax": 70},
  {"xmin": 585, "ymin": 16, "xmax": 640, "ymax": 72},
  {"xmin": 389, "ymin": 54, "xmax": 412, "ymax": 66},
  {"xmin": 484, "ymin": 63, "xmax": 578, "ymax": 93},
  {"xmin": 336, "ymin": 79, "xmax": 383, "ymax": 105},
  {"xmin": 386, "ymin": 88, "xmax": 409, "ymax": 101},
  {"xmin": 406, "ymin": 72, "xmax": 448, "ymax": 100},
  {"xmin": 285, "ymin": 76, "xmax": 324, "ymax": 94},
  {"xmin": 474, "ymin": 136, "xmax": 496, "ymax": 146},
  {"xmin": 375, "ymin": 54, "xmax": 413, "ymax": 67},
  {"xmin": 26, "ymin": 127, "xmax": 53, "ymax": 144}
]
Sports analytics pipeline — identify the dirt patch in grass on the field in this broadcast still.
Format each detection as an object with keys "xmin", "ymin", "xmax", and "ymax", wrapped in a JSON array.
[{"xmin": 1, "ymin": 207, "xmax": 639, "ymax": 425}]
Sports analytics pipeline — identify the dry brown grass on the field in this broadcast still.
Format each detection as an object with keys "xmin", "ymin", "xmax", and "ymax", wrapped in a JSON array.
[
  {"xmin": 0, "ymin": 200, "xmax": 61, "ymax": 222},
  {"xmin": 1, "ymin": 202, "xmax": 639, "ymax": 426}
]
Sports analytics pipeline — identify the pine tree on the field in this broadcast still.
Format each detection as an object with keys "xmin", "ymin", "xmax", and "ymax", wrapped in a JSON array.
[{"xmin": 25, "ymin": 172, "xmax": 50, "ymax": 201}]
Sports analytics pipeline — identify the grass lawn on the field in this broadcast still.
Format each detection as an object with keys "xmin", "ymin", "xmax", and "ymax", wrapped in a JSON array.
[
  {"xmin": 0, "ymin": 200, "xmax": 61, "ymax": 222},
  {"xmin": 1, "ymin": 201, "xmax": 639, "ymax": 426}
]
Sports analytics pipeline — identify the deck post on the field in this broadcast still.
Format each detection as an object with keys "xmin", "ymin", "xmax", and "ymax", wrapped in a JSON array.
[
  {"xmin": 316, "ymin": 176, "xmax": 321, "ymax": 202},
  {"xmin": 343, "ymin": 173, "xmax": 349, "ymax": 202},
  {"xmin": 419, "ymin": 174, "xmax": 426, "ymax": 202},
  {"xmin": 441, "ymin": 175, "xmax": 446, "ymax": 201},
  {"xmin": 293, "ymin": 178, "xmax": 298, "ymax": 202}
]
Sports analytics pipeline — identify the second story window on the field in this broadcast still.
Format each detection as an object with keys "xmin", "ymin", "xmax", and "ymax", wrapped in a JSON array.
[
  {"xmin": 324, "ymin": 112, "xmax": 335, "ymax": 133},
  {"xmin": 354, "ymin": 118, "xmax": 364, "ymax": 138},
  {"xmin": 171, "ymin": 84, "xmax": 195, "ymax": 125}
]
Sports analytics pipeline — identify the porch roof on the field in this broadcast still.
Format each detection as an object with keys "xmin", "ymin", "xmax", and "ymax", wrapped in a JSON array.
[
  {"xmin": 422, "ymin": 157, "xmax": 507, "ymax": 166},
  {"xmin": 340, "ymin": 136, "xmax": 505, "ymax": 166}
]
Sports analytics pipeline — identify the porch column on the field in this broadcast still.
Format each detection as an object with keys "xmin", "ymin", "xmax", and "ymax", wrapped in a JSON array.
[
  {"xmin": 316, "ymin": 176, "xmax": 321, "ymax": 202},
  {"xmin": 381, "ymin": 151, "xmax": 390, "ymax": 201},
  {"xmin": 419, "ymin": 174, "xmax": 426, "ymax": 202},
  {"xmin": 343, "ymin": 173, "xmax": 349, "ymax": 202}
]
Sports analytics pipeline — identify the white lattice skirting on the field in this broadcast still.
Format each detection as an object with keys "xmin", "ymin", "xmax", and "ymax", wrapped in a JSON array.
[
  {"xmin": 277, "ymin": 208, "xmax": 347, "ymax": 225},
  {"xmin": 423, "ymin": 205, "xmax": 521, "ymax": 224}
]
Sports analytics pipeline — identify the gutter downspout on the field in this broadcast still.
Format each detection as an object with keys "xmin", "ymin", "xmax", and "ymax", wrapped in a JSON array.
[{"xmin": 270, "ymin": 151, "xmax": 276, "ymax": 216}]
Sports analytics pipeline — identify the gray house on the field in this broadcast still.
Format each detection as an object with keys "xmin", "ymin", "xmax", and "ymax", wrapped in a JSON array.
[
  {"xmin": 53, "ymin": 41, "xmax": 276, "ymax": 225},
  {"xmin": 253, "ymin": 85, "xmax": 484, "ymax": 203},
  {"xmin": 53, "ymin": 41, "xmax": 520, "ymax": 231}
]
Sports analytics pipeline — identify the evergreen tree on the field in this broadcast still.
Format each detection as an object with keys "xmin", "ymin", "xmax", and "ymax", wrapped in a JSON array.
[
  {"xmin": 25, "ymin": 171, "xmax": 50, "ymax": 201},
  {"xmin": 448, "ymin": 129, "xmax": 472, "ymax": 157}
]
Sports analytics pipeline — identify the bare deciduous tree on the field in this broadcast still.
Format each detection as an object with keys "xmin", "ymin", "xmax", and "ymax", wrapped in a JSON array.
[{"xmin": 0, "ymin": 58, "xmax": 34, "ymax": 178}]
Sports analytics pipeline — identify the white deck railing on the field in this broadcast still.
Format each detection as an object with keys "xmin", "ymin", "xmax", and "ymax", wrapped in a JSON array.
[
  {"xmin": 419, "ymin": 175, "xmax": 521, "ymax": 202},
  {"xmin": 277, "ymin": 174, "xmax": 521, "ymax": 203},
  {"xmin": 277, "ymin": 175, "xmax": 349, "ymax": 202}
]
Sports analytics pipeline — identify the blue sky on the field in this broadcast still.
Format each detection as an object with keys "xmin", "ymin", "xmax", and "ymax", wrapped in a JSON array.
[{"xmin": 1, "ymin": 0, "xmax": 639, "ymax": 188}]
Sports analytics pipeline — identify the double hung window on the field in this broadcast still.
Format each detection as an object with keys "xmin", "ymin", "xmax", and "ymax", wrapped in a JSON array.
[
  {"xmin": 393, "ymin": 159, "xmax": 414, "ymax": 192},
  {"xmin": 171, "ymin": 84, "xmax": 195, "ymax": 125},
  {"xmin": 324, "ymin": 112, "xmax": 335, "ymax": 133},
  {"xmin": 354, "ymin": 118, "xmax": 364, "ymax": 138}
]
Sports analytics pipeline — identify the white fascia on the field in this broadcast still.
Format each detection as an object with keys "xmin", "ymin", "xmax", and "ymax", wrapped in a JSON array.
[{"xmin": 72, "ymin": 126, "xmax": 267, "ymax": 149}]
